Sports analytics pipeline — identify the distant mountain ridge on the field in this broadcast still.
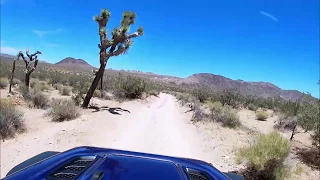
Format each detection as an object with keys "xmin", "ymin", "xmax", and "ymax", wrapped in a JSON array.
[
  {"xmin": 55, "ymin": 57, "xmax": 94, "ymax": 69},
  {"xmin": 182, "ymin": 73, "xmax": 310, "ymax": 101}
]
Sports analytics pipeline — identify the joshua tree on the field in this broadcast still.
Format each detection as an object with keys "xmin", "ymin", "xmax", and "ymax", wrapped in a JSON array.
[
  {"xmin": 82, "ymin": 9, "xmax": 143, "ymax": 107},
  {"xmin": 92, "ymin": 69, "xmax": 102, "ymax": 90},
  {"xmin": 9, "ymin": 49, "xmax": 42, "ymax": 92}
]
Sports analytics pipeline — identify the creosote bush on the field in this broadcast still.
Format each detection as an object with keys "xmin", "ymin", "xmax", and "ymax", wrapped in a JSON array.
[
  {"xmin": 93, "ymin": 89, "xmax": 102, "ymax": 97},
  {"xmin": 255, "ymin": 111, "xmax": 268, "ymax": 121},
  {"xmin": 0, "ymin": 99, "xmax": 25, "ymax": 139},
  {"xmin": 206, "ymin": 101, "xmax": 241, "ymax": 128},
  {"xmin": 148, "ymin": 90, "xmax": 160, "ymax": 97},
  {"xmin": 60, "ymin": 86, "xmax": 72, "ymax": 96},
  {"xmin": 53, "ymin": 84, "xmax": 63, "ymax": 91},
  {"xmin": 30, "ymin": 79, "xmax": 40, "ymax": 88},
  {"xmin": 114, "ymin": 75, "xmax": 146, "ymax": 99},
  {"xmin": 31, "ymin": 92, "xmax": 49, "ymax": 109},
  {"xmin": 0, "ymin": 77, "xmax": 9, "ymax": 89},
  {"xmin": 11, "ymin": 78, "xmax": 21, "ymax": 86},
  {"xmin": 248, "ymin": 103, "xmax": 258, "ymax": 111},
  {"xmin": 48, "ymin": 99, "xmax": 80, "ymax": 122},
  {"xmin": 236, "ymin": 131, "xmax": 291, "ymax": 180},
  {"xmin": 18, "ymin": 85, "xmax": 33, "ymax": 101}
]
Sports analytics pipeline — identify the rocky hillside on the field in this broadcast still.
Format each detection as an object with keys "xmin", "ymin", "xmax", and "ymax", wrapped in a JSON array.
[
  {"xmin": 183, "ymin": 73, "xmax": 307, "ymax": 101},
  {"xmin": 55, "ymin": 57, "xmax": 94, "ymax": 69}
]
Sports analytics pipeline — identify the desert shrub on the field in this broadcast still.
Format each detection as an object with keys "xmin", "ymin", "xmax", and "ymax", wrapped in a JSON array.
[
  {"xmin": 218, "ymin": 89, "xmax": 241, "ymax": 108},
  {"xmin": 248, "ymin": 103, "xmax": 258, "ymax": 111},
  {"xmin": 71, "ymin": 82, "xmax": 90, "ymax": 106},
  {"xmin": 114, "ymin": 75, "xmax": 146, "ymax": 99},
  {"xmin": 60, "ymin": 86, "xmax": 72, "ymax": 96},
  {"xmin": 11, "ymin": 78, "xmax": 21, "ymax": 85},
  {"xmin": 101, "ymin": 90, "xmax": 112, "ymax": 100},
  {"xmin": 297, "ymin": 100, "xmax": 320, "ymax": 149},
  {"xmin": 0, "ymin": 99, "xmax": 25, "ymax": 139},
  {"xmin": 176, "ymin": 92, "xmax": 197, "ymax": 105},
  {"xmin": 31, "ymin": 92, "xmax": 49, "ymax": 109},
  {"xmin": 30, "ymin": 79, "xmax": 40, "ymax": 88},
  {"xmin": 0, "ymin": 78, "xmax": 9, "ymax": 89},
  {"xmin": 236, "ymin": 131, "xmax": 291, "ymax": 180},
  {"xmin": 206, "ymin": 101, "xmax": 241, "ymax": 128},
  {"xmin": 191, "ymin": 88, "xmax": 210, "ymax": 103},
  {"xmin": 255, "ymin": 111, "xmax": 268, "ymax": 121},
  {"xmin": 93, "ymin": 89, "xmax": 102, "ymax": 97},
  {"xmin": 48, "ymin": 99, "xmax": 80, "ymax": 122},
  {"xmin": 191, "ymin": 103, "xmax": 206, "ymax": 122},
  {"xmin": 281, "ymin": 100, "xmax": 300, "ymax": 117},
  {"xmin": 18, "ymin": 85, "xmax": 33, "ymax": 101},
  {"xmin": 206, "ymin": 101, "xmax": 223, "ymax": 119},
  {"xmin": 39, "ymin": 81, "xmax": 49, "ymax": 91},
  {"xmin": 148, "ymin": 90, "xmax": 159, "ymax": 97},
  {"xmin": 53, "ymin": 84, "xmax": 63, "ymax": 91},
  {"xmin": 274, "ymin": 115, "xmax": 297, "ymax": 131}
]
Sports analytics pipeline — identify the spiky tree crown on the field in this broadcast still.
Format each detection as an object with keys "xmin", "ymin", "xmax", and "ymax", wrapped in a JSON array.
[{"xmin": 94, "ymin": 9, "xmax": 143, "ymax": 65}]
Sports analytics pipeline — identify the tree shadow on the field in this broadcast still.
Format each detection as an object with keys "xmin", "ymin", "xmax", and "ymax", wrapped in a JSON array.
[
  {"xmin": 295, "ymin": 146, "xmax": 320, "ymax": 170},
  {"xmin": 89, "ymin": 105, "xmax": 131, "ymax": 115},
  {"xmin": 184, "ymin": 109, "xmax": 193, "ymax": 113}
]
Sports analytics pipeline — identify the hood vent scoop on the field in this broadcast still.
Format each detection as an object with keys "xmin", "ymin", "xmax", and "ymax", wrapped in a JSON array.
[
  {"xmin": 184, "ymin": 167, "xmax": 210, "ymax": 180},
  {"xmin": 46, "ymin": 156, "xmax": 97, "ymax": 180}
]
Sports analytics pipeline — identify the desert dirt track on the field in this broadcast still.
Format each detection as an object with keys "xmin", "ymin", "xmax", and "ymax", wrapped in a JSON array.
[{"xmin": 0, "ymin": 93, "xmax": 214, "ymax": 178}]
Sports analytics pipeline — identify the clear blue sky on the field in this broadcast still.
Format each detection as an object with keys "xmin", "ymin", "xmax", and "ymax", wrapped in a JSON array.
[{"xmin": 1, "ymin": 0, "xmax": 319, "ymax": 98}]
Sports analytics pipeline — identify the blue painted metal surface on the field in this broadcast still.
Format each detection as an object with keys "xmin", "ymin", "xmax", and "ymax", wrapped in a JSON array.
[{"xmin": 3, "ymin": 146, "xmax": 233, "ymax": 180}]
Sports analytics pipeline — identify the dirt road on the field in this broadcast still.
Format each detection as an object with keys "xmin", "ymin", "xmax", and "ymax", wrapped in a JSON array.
[{"xmin": 0, "ymin": 93, "xmax": 212, "ymax": 178}]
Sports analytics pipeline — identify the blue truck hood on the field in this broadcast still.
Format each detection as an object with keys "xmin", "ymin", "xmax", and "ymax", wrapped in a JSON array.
[{"xmin": 4, "ymin": 146, "xmax": 232, "ymax": 180}]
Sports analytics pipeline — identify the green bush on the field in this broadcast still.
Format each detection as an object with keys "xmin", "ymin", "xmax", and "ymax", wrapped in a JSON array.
[
  {"xmin": 206, "ymin": 101, "xmax": 241, "ymax": 128},
  {"xmin": 236, "ymin": 131, "xmax": 291, "ymax": 180},
  {"xmin": 60, "ymin": 86, "xmax": 72, "ymax": 96},
  {"xmin": 53, "ymin": 84, "xmax": 63, "ymax": 91},
  {"xmin": 0, "ymin": 99, "xmax": 25, "ymax": 139},
  {"xmin": 30, "ymin": 79, "xmax": 40, "ymax": 88},
  {"xmin": 176, "ymin": 92, "xmax": 197, "ymax": 105},
  {"xmin": 218, "ymin": 89, "xmax": 241, "ymax": 108},
  {"xmin": 0, "ymin": 78, "xmax": 9, "ymax": 89},
  {"xmin": 297, "ymin": 101, "xmax": 320, "ymax": 149},
  {"xmin": 256, "ymin": 111, "xmax": 268, "ymax": 121},
  {"xmin": 148, "ymin": 90, "xmax": 160, "ymax": 97},
  {"xmin": 31, "ymin": 92, "xmax": 49, "ymax": 109},
  {"xmin": 39, "ymin": 81, "xmax": 49, "ymax": 91},
  {"xmin": 93, "ymin": 89, "xmax": 102, "ymax": 97},
  {"xmin": 18, "ymin": 85, "xmax": 33, "ymax": 101},
  {"xmin": 11, "ymin": 78, "xmax": 21, "ymax": 85},
  {"xmin": 248, "ymin": 103, "xmax": 258, "ymax": 111},
  {"xmin": 71, "ymin": 82, "xmax": 90, "ymax": 106},
  {"xmin": 191, "ymin": 103, "xmax": 206, "ymax": 122},
  {"xmin": 192, "ymin": 88, "xmax": 210, "ymax": 103},
  {"xmin": 48, "ymin": 99, "xmax": 80, "ymax": 122},
  {"xmin": 114, "ymin": 75, "xmax": 146, "ymax": 99}
]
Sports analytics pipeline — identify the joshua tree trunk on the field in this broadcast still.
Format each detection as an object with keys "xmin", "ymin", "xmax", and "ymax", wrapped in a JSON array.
[
  {"xmin": 25, "ymin": 73, "xmax": 31, "ymax": 87},
  {"xmin": 290, "ymin": 124, "xmax": 297, "ymax": 140},
  {"xmin": 82, "ymin": 63, "xmax": 107, "ymax": 107},
  {"xmin": 9, "ymin": 60, "xmax": 16, "ymax": 93},
  {"xmin": 100, "ymin": 76, "xmax": 103, "ymax": 90}
]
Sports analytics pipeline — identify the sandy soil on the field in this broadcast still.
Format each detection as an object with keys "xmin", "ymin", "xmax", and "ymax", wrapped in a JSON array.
[{"xmin": 0, "ymin": 93, "xmax": 215, "ymax": 178}]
